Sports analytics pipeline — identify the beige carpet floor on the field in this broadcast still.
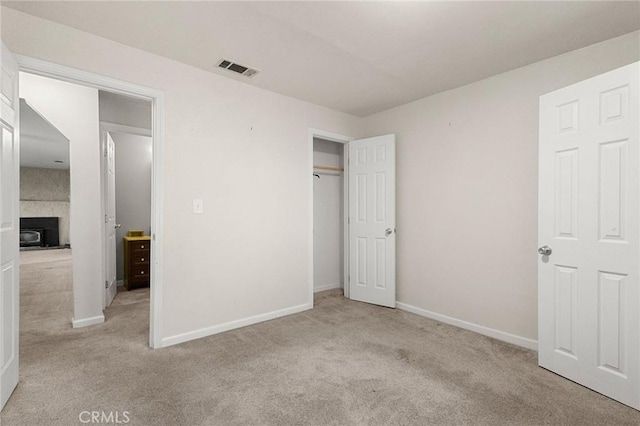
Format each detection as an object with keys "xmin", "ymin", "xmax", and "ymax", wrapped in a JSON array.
[{"xmin": 2, "ymin": 249, "xmax": 640, "ymax": 425}]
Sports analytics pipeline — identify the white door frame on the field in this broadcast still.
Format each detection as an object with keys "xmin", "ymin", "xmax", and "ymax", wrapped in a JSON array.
[
  {"xmin": 16, "ymin": 54, "xmax": 165, "ymax": 349},
  {"xmin": 101, "ymin": 122, "xmax": 152, "ymax": 138},
  {"xmin": 308, "ymin": 128, "xmax": 353, "ymax": 305}
]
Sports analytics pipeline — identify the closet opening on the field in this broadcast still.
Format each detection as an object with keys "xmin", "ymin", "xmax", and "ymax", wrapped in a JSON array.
[{"xmin": 311, "ymin": 131, "xmax": 351, "ymax": 304}]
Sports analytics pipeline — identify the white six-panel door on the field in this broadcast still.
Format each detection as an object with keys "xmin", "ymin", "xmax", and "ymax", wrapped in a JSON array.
[
  {"xmin": 104, "ymin": 132, "xmax": 117, "ymax": 308},
  {"xmin": 0, "ymin": 42, "xmax": 20, "ymax": 411},
  {"xmin": 539, "ymin": 62, "xmax": 639, "ymax": 409},
  {"xmin": 348, "ymin": 134, "xmax": 396, "ymax": 307}
]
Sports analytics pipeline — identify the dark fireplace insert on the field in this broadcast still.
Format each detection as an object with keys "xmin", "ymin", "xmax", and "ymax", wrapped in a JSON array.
[{"xmin": 20, "ymin": 217, "xmax": 60, "ymax": 248}]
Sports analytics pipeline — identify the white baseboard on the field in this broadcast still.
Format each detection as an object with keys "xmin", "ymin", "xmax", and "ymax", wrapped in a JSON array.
[
  {"xmin": 161, "ymin": 302, "xmax": 313, "ymax": 348},
  {"xmin": 396, "ymin": 302, "xmax": 538, "ymax": 351},
  {"xmin": 314, "ymin": 283, "xmax": 342, "ymax": 293},
  {"xmin": 72, "ymin": 315, "xmax": 105, "ymax": 328}
]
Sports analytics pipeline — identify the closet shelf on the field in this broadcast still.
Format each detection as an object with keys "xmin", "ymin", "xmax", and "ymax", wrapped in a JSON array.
[{"xmin": 313, "ymin": 165, "xmax": 344, "ymax": 172}]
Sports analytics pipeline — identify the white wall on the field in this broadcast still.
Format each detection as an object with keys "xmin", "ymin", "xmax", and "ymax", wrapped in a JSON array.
[
  {"xmin": 20, "ymin": 167, "xmax": 70, "ymax": 245},
  {"xmin": 361, "ymin": 31, "xmax": 640, "ymax": 342},
  {"xmin": 19, "ymin": 72, "xmax": 102, "ymax": 325},
  {"xmin": 313, "ymin": 138, "xmax": 343, "ymax": 292},
  {"xmin": 1, "ymin": 7, "xmax": 360, "ymax": 343},
  {"xmin": 99, "ymin": 91, "xmax": 152, "ymax": 130},
  {"xmin": 111, "ymin": 132, "xmax": 152, "ymax": 281}
]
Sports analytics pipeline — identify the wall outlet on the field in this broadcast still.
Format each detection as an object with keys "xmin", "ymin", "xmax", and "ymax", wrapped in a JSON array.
[{"xmin": 193, "ymin": 199, "xmax": 203, "ymax": 214}]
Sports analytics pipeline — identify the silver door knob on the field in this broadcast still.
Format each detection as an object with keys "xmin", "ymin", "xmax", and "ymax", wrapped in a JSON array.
[
  {"xmin": 538, "ymin": 245, "xmax": 552, "ymax": 256},
  {"xmin": 385, "ymin": 228, "xmax": 393, "ymax": 237},
  {"xmin": 115, "ymin": 224, "xmax": 121, "ymax": 229}
]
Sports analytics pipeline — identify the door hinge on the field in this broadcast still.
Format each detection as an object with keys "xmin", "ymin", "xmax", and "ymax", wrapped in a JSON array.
[
  {"xmin": 105, "ymin": 280, "xmax": 109, "ymax": 289},
  {"xmin": 105, "ymin": 214, "xmax": 108, "ymax": 223}
]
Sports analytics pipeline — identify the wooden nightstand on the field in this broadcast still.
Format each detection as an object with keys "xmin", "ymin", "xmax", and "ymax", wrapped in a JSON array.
[{"xmin": 123, "ymin": 235, "xmax": 151, "ymax": 290}]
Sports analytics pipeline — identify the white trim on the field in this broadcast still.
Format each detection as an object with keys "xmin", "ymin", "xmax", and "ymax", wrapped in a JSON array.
[
  {"xmin": 310, "ymin": 128, "xmax": 354, "ymax": 144},
  {"xmin": 16, "ymin": 54, "xmax": 165, "ymax": 349},
  {"xmin": 161, "ymin": 303, "xmax": 312, "ymax": 348},
  {"xmin": 100, "ymin": 128, "xmax": 109, "ymax": 310},
  {"xmin": 313, "ymin": 283, "xmax": 342, "ymax": 293},
  {"xmin": 150, "ymin": 91, "xmax": 166, "ymax": 349},
  {"xmin": 308, "ymin": 128, "xmax": 353, "ymax": 309},
  {"xmin": 396, "ymin": 302, "xmax": 538, "ymax": 351},
  {"xmin": 16, "ymin": 55, "xmax": 159, "ymax": 100},
  {"xmin": 72, "ymin": 315, "xmax": 105, "ymax": 329},
  {"xmin": 342, "ymin": 144, "xmax": 350, "ymax": 299},
  {"xmin": 100, "ymin": 121, "xmax": 152, "ymax": 137}
]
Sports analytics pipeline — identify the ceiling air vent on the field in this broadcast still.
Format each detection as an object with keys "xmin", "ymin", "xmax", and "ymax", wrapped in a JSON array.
[{"xmin": 218, "ymin": 59, "xmax": 259, "ymax": 78}]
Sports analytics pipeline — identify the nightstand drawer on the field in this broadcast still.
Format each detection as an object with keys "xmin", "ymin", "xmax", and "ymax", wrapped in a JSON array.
[
  {"xmin": 130, "ymin": 265, "xmax": 150, "ymax": 282},
  {"xmin": 131, "ymin": 241, "xmax": 150, "ymax": 253},
  {"xmin": 132, "ymin": 254, "xmax": 150, "ymax": 265}
]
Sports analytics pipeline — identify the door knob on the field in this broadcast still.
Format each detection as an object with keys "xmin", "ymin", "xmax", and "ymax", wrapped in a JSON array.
[
  {"xmin": 385, "ymin": 228, "xmax": 393, "ymax": 237},
  {"xmin": 538, "ymin": 245, "xmax": 552, "ymax": 256},
  {"xmin": 115, "ymin": 224, "xmax": 122, "ymax": 229}
]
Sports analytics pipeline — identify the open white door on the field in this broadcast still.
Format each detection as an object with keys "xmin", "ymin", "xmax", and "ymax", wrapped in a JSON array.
[
  {"xmin": 539, "ymin": 62, "xmax": 639, "ymax": 409},
  {"xmin": 348, "ymin": 134, "xmax": 396, "ymax": 307},
  {"xmin": 103, "ymin": 132, "xmax": 117, "ymax": 308},
  {"xmin": 0, "ymin": 42, "xmax": 20, "ymax": 411}
]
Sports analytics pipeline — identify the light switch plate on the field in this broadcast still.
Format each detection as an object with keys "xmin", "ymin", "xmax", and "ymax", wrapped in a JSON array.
[{"xmin": 193, "ymin": 199, "xmax": 203, "ymax": 214}]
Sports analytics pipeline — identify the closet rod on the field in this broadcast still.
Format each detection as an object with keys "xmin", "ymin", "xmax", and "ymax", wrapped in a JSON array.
[{"xmin": 313, "ymin": 165, "xmax": 344, "ymax": 172}]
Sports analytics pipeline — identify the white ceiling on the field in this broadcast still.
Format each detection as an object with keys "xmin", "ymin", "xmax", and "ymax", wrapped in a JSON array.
[
  {"xmin": 20, "ymin": 99, "xmax": 70, "ymax": 170},
  {"xmin": 5, "ymin": 1, "xmax": 639, "ymax": 116}
]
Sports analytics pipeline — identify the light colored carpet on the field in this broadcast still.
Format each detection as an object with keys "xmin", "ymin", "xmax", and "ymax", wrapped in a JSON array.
[{"xmin": 2, "ymin": 249, "xmax": 640, "ymax": 425}]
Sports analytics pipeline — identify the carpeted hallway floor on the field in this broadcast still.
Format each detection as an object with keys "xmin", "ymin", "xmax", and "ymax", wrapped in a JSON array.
[{"xmin": 2, "ymin": 249, "xmax": 640, "ymax": 425}]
